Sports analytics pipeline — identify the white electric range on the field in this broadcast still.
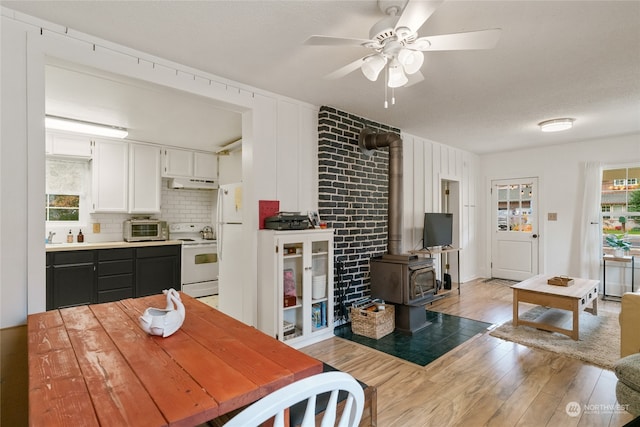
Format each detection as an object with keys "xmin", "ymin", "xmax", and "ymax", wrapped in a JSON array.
[{"xmin": 169, "ymin": 223, "xmax": 218, "ymax": 297}]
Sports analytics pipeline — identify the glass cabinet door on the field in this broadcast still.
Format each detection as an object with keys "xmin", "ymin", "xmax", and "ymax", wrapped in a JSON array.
[
  {"xmin": 281, "ymin": 238, "xmax": 304, "ymax": 341},
  {"xmin": 311, "ymin": 239, "xmax": 329, "ymax": 332}
]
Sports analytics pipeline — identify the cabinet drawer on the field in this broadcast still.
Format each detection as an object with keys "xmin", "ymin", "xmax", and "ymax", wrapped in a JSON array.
[
  {"xmin": 136, "ymin": 245, "xmax": 180, "ymax": 258},
  {"xmin": 98, "ymin": 259, "xmax": 133, "ymax": 276},
  {"xmin": 98, "ymin": 288, "xmax": 134, "ymax": 303},
  {"xmin": 98, "ymin": 274, "xmax": 133, "ymax": 291},
  {"xmin": 52, "ymin": 251, "xmax": 95, "ymax": 265},
  {"xmin": 98, "ymin": 248, "xmax": 134, "ymax": 261}
]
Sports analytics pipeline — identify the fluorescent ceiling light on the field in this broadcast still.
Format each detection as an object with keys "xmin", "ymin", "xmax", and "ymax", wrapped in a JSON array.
[
  {"xmin": 45, "ymin": 115, "xmax": 128, "ymax": 139},
  {"xmin": 538, "ymin": 118, "xmax": 575, "ymax": 133}
]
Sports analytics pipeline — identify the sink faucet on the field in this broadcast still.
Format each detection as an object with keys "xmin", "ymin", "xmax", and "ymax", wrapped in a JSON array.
[{"xmin": 47, "ymin": 231, "xmax": 56, "ymax": 244}]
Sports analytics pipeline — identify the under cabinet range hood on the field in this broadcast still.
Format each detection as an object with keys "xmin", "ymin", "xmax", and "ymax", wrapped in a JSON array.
[{"xmin": 168, "ymin": 178, "xmax": 218, "ymax": 190}]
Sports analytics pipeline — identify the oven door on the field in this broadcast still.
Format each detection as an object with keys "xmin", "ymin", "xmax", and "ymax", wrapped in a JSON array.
[{"xmin": 181, "ymin": 243, "xmax": 218, "ymax": 297}]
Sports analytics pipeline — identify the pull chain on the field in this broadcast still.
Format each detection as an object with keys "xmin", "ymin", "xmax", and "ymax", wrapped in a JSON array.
[{"xmin": 384, "ymin": 66, "xmax": 389, "ymax": 108}]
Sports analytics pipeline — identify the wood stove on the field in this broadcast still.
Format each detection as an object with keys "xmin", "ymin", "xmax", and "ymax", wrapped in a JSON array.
[
  {"xmin": 370, "ymin": 255, "xmax": 436, "ymax": 333},
  {"xmin": 359, "ymin": 128, "xmax": 438, "ymax": 333}
]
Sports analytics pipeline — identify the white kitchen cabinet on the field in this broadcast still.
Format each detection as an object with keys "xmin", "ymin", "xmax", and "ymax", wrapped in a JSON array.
[
  {"xmin": 193, "ymin": 152, "xmax": 217, "ymax": 180},
  {"xmin": 128, "ymin": 143, "xmax": 161, "ymax": 214},
  {"xmin": 91, "ymin": 139, "xmax": 128, "ymax": 213},
  {"xmin": 46, "ymin": 132, "xmax": 92, "ymax": 158},
  {"xmin": 162, "ymin": 148, "xmax": 193, "ymax": 177},
  {"xmin": 258, "ymin": 229, "xmax": 334, "ymax": 349},
  {"xmin": 162, "ymin": 148, "xmax": 218, "ymax": 181}
]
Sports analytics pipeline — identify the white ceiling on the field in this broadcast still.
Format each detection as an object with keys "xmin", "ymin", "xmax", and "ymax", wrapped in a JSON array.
[{"xmin": 3, "ymin": 0, "xmax": 640, "ymax": 154}]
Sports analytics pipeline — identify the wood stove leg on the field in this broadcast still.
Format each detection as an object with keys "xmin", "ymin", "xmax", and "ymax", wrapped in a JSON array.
[{"xmin": 395, "ymin": 304, "xmax": 430, "ymax": 334}]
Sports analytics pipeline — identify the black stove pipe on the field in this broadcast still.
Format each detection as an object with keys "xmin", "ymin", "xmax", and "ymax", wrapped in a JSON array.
[{"xmin": 359, "ymin": 128, "xmax": 403, "ymax": 255}]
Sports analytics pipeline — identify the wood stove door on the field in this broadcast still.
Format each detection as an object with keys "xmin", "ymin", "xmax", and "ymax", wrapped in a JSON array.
[{"xmin": 409, "ymin": 267, "xmax": 436, "ymax": 302}]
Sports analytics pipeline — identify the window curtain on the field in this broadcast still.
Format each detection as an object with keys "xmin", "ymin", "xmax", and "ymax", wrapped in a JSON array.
[{"xmin": 578, "ymin": 161, "xmax": 602, "ymax": 280}]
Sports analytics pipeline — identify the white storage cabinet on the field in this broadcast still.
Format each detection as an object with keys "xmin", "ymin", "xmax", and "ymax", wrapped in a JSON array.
[
  {"xmin": 91, "ymin": 139, "xmax": 128, "ymax": 213},
  {"xmin": 258, "ymin": 229, "xmax": 334, "ymax": 349},
  {"xmin": 162, "ymin": 148, "xmax": 218, "ymax": 181},
  {"xmin": 92, "ymin": 140, "xmax": 161, "ymax": 214},
  {"xmin": 128, "ymin": 143, "xmax": 161, "ymax": 214},
  {"xmin": 46, "ymin": 132, "xmax": 92, "ymax": 158}
]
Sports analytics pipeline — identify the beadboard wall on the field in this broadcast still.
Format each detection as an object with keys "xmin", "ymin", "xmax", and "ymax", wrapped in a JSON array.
[{"xmin": 317, "ymin": 106, "xmax": 401, "ymax": 317}]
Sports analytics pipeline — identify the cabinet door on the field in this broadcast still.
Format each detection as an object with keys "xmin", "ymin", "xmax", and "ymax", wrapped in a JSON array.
[
  {"xmin": 129, "ymin": 143, "xmax": 161, "ymax": 214},
  {"xmin": 46, "ymin": 132, "xmax": 92, "ymax": 158},
  {"xmin": 279, "ymin": 235, "xmax": 306, "ymax": 343},
  {"xmin": 92, "ymin": 139, "xmax": 128, "ymax": 212},
  {"xmin": 193, "ymin": 152, "xmax": 218, "ymax": 180},
  {"xmin": 51, "ymin": 255, "xmax": 96, "ymax": 310},
  {"xmin": 135, "ymin": 246, "xmax": 181, "ymax": 297},
  {"xmin": 162, "ymin": 148, "xmax": 193, "ymax": 178}
]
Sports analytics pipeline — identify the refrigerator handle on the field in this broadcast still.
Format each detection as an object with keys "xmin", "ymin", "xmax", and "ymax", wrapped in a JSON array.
[{"xmin": 216, "ymin": 188, "xmax": 223, "ymax": 261}]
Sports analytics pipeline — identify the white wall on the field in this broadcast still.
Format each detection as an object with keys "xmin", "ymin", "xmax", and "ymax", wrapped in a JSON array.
[
  {"xmin": 479, "ymin": 133, "xmax": 640, "ymax": 280},
  {"xmin": 402, "ymin": 133, "xmax": 481, "ymax": 284}
]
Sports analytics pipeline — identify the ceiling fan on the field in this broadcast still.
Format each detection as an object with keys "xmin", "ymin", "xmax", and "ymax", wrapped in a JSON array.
[{"xmin": 304, "ymin": 0, "xmax": 501, "ymax": 107}]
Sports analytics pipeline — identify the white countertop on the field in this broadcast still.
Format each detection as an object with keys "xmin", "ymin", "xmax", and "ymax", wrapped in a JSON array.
[{"xmin": 45, "ymin": 240, "xmax": 183, "ymax": 252}]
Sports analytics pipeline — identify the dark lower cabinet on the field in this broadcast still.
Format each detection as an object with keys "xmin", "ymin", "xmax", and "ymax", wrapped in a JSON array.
[
  {"xmin": 135, "ymin": 245, "xmax": 181, "ymax": 297},
  {"xmin": 97, "ymin": 248, "xmax": 134, "ymax": 303},
  {"xmin": 46, "ymin": 244, "xmax": 181, "ymax": 310},
  {"xmin": 49, "ymin": 251, "xmax": 96, "ymax": 310}
]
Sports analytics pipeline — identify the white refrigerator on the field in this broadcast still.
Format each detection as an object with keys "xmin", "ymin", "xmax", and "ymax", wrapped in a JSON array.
[{"xmin": 216, "ymin": 182, "xmax": 244, "ymax": 320}]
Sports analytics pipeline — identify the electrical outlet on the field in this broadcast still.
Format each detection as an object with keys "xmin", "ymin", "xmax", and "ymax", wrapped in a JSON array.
[
  {"xmin": 548, "ymin": 212, "xmax": 558, "ymax": 221},
  {"xmin": 93, "ymin": 223, "xmax": 101, "ymax": 233}
]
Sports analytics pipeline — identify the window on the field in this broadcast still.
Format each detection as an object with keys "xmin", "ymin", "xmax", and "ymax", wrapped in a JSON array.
[
  {"xmin": 496, "ymin": 183, "xmax": 533, "ymax": 232},
  {"xmin": 601, "ymin": 166, "xmax": 640, "ymax": 255},
  {"xmin": 46, "ymin": 194, "xmax": 80, "ymax": 221},
  {"xmin": 46, "ymin": 158, "xmax": 90, "ymax": 225}
]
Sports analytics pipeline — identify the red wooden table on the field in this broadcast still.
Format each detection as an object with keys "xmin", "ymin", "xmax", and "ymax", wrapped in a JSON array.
[{"xmin": 28, "ymin": 293, "xmax": 322, "ymax": 426}]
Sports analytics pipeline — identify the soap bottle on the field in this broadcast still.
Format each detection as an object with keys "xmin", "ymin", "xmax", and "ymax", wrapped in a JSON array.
[
  {"xmin": 77, "ymin": 229, "xmax": 84, "ymax": 243},
  {"xmin": 67, "ymin": 229, "xmax": 73, "ymax": 243}
]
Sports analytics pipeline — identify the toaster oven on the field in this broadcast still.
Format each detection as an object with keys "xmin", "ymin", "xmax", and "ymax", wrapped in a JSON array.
[{"xmin": 123, "ymin": 219, "xmax": 168, "ymax": 242}]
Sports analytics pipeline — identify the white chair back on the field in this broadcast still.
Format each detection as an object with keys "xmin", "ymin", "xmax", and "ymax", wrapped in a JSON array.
[{"xmin": 223, "ymin": 371, "xmax": 365, "ymax": 427}]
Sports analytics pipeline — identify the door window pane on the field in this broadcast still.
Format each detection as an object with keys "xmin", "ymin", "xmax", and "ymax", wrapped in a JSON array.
[{"xmin": 496, "ymin": 183, "xmax": 533, "ymax": 232}]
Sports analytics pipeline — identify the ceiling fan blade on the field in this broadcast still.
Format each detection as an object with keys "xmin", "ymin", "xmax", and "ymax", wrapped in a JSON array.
[
  {"xmin": 304, "ymin": 35, "xmax": 377, "ymax": 48},
  {"xmin": 413, "ymin": 28, "xmax": 502, "ymax": 51},
  {"xmin": 404, "ymin": 71, "xmax": 425, "ymax": 88},
  {"xmin": 395, "ymin": 0, "xmax": 444, "ymax": 33},
  {"xmin": 324, "ymin": 58, "xmax": 366, "ymax": 80}
]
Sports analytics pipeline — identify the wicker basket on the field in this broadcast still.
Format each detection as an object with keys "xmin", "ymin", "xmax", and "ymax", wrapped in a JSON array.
[{"xmin": 350, "ymin": 304, "xmax": 395, "ymax": 339}]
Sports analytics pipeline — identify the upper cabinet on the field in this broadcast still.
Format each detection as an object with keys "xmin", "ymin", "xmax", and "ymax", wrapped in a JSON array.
[
  {"xmin": 92, "ymin": 139, "xmax": 128, "ymax": 213},
  {"xmin": 128, "ymin": 143, "xmax": 161, "ymax": 214},
  {"xmin": 46, "ymin": 132, "xmax": 92, "ymax": 158},
  {"xmin": 162, "ymin": 148, "xmax": 218, "ymax": 182},
  {"xmin": 91, "ymin": 140, "xmax": 161, "ymax": 214}
]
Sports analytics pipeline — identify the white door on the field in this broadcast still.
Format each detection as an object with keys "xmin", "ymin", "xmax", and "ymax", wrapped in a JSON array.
[{"xmin": 491, "ymin": 178, "xmax": 539, "ymax": 281}]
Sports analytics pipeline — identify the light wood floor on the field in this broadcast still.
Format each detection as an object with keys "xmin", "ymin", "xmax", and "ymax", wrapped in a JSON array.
[{"xmin": 300, "ymin": 279, "xmax": 634, "ymax": 427}]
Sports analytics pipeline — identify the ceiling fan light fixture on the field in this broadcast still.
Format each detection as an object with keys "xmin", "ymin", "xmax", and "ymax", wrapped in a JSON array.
[
  {"xmin": 361, "ymin": 55, "xmax": 387, "ymax": 81},
  {"xmin": 387, "ymin": 58, "xmax": 408, "ymax": 88},
  {"xmin": 45, "ymin": 115, "xmax": 128, "ymax": 138},
  {"xmin": 398, "ymin": 49, "xmax": 424, "ymax": 74},
  {"xmin": 538, "ymin": 118, "xmax": 575, "ymax": 133}
]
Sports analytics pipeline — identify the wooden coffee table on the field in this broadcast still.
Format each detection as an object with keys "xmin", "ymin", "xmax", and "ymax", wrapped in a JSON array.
[{"xmin": 512, "ymin": 274, "xmax": 599, "ymax": 340}]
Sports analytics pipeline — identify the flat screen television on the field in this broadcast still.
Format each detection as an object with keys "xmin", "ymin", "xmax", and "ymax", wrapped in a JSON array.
[{"xmin": 423, "ymin": 213, "xmax": 453, "ymax": 249}]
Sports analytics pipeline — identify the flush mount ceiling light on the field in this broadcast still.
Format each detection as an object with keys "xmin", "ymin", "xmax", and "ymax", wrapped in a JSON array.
[
  {"xmin": 538, "ymin": 118, "xmax": 575, "ymax": 133},
  {"xmin": 45, "ymin": 115, "xmax": 128, "ymax": 139}
]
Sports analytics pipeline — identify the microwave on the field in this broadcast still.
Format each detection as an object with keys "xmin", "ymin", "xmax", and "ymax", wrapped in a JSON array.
[{"xmin": 123, "ymin": 219, "xmax": 168, "ymax": 242}]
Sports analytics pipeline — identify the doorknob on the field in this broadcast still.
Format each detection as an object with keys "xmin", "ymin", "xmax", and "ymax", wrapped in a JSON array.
[{"xmin": 532, "ymin": 234, "xmax": 539, "ymax": 238}]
